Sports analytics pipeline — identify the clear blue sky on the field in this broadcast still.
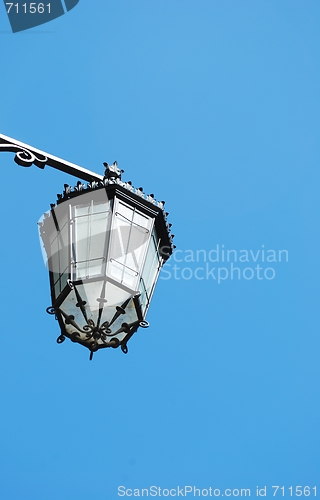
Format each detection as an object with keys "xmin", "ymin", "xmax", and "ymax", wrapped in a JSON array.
[{"xmin": 0, "ymin": 1, "xmax": 319, "ymax": 499}]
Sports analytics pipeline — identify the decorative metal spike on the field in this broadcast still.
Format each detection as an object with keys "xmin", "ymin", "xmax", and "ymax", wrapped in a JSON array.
[
  {"xmin": 121, "ymin": 344, "xmax": 128, "ymax": 354},
  {"xmin": 104, "ymin": 161, "xmax": 123, "ymax": 180}
]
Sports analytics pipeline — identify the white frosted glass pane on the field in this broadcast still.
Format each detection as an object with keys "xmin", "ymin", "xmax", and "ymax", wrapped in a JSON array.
[
  {"xmin": 139, "ymin": 278, "xmax": 148, "ymax": 314},
  {"xmin": 53, "ymin": 205, "xmax": 68, "ymax": 227},
  {"xmin": 75, "ymin": 216, "xmax": 90, "ymax": 240},
  {"xmin": 48, "ymin": 211, "xmax": 68, "ymax": 242},
  {"xmin": 109, "ymin": 226, "xmax": 145, "ymax": 286},
  {"xmin": 53, "ymin": 268, "xmax": 68, "ymax": 298},
  {"xmin": 75, "ymin": 259, "xmax": 105, "ymax": 279},
  {"xmin": 142, "ymin": 236, "xmax": 158, "ymax": 291},
  {"xmin": 145, "ymin": 241, "xmax": 156, "ymax": 277},
  {"xmin": 107, "ymin": 198, "xmax": 153, "ymax": 289},
  {"xmin": 117, "ymin": 201, "xmax": 134, "ymax": 220},
  {"xmin": 133, "ymin": 211, "xmax": 149, "ymax": 228},
  {"xmin": 110, "ymin": 218, "xmax": 148, "ymax": 270},
  {"xmin": 74, "ymin": 200, "xmax": 110, "ymax": 216},
  {"xmin": 74, "ymin": 218, "xmax": 90, "ymax": 263},
  {"xmin": 75, "ymin": 205, "xmax": 90, "ymax": 217},
  {"xmin": 59, "ymin": 233, "xmax": 69, "ymax": 276},
  {"xmin": 57, "ymin": 220, "xmax": 69, "ymax": 246},
  {"xmin": 53, "ymin": 273, "xmax": 61, "ymax": 296},
  {"xmin": 48, "ymin": 218, "xmax": 68, "ymax": 258},
  {"xmin": 73, "ymin": 201, "xmax": 111, "ymax": 278},
  {"xmin": 50, "ymin": 239, "xmax": 59, "ymax": 268},
  {"xmin": 139, "ymin": 229, "xmax": 161, "ymax": 314},
  {"xmin": 109, "ymin": 258, "xmax": 137, "ymax": 288}
]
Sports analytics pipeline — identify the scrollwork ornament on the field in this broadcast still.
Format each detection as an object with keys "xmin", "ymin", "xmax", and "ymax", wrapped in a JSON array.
[
  {"xmin": 14, "ymin": 149, "xmax": 47, "ymax": 168},
  {"xmin": 66, "ymin": 279, "xmax": 74, "ymax": 290},
  {"xmin": 0, "ymin": 141, "xmax": 48, "ymax": 168},
  {"xmin": 46, "ymin": 306, "xmax": 56, "ymax": 315},
  {"xmin": 139, "ymin": 320, "xmax": 150, "ymax": 328}
]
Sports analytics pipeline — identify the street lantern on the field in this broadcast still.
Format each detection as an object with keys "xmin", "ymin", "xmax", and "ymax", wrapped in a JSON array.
[
  {"xmin": 39, "ymin": 162, "xmax": 174, "ymax": 359},
  {"xmin": 0, "ymin": 133, "xmax": 174, "ymax": 360}
]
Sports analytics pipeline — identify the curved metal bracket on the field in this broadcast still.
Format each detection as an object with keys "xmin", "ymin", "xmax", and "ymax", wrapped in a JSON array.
[{"xmin": 0, "ymin": 133, "xmax": 103, "ymax": 182}]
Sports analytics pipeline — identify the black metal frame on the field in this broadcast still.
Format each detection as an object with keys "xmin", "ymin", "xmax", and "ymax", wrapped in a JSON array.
[
  {"xmin": 1, "ymin": 133, "xmax": 175, "ymax": 360},
  {"xmin": 46, "ymin": 278, "xmax": 149, "ymax": 360},
  {"xmin": 41, "ymin": 163, "xmax": 174, "ymax": 359},
  {"xmin": 55, "ymin": 178, "xmax": 174, "ymax": 260},
  {"xmin": 0, "ymin": 133, "xmax": 103, "ymax": 181}
]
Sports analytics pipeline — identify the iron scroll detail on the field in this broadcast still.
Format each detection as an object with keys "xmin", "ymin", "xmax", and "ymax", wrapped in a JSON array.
[
  {"xmin": 0, "ymin": 141, "xmax": 48, "ymax": 168},
  {"xmin": 0, "ymin": 133, "xmax": 103, "ymax": 182}
]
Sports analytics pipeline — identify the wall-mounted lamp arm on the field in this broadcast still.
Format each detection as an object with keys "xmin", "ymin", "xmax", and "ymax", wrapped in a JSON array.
[{"xmin": 0, "ymin": 133, "xmax": 103, "ymax": 182}]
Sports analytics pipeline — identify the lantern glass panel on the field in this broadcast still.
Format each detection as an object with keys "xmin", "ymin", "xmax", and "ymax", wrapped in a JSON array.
[
  {"xmin": 71, "ymin": 199, "xmax": 112, "ymax": 280},
  {"xmin": 45, "ymin": 207, "xmax": 69, "ymax": 299},
  {"xmin": 107, "ymin": 198, "xmax": 153, "ymax": 290},
  {"xmin": 139, "ymin": 227, "xmax": 162, "ymax": 314}
]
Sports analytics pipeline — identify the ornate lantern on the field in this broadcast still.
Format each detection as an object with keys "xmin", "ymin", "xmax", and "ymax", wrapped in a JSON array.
[{"xmin": 39, "ymin": 162, "xmax": 174, "ymax": 359}]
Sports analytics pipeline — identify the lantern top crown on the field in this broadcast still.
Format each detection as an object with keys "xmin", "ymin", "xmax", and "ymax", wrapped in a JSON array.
[{"xmin": 103, "ymin": 161, "xmax": 124, "ymax": 180}]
